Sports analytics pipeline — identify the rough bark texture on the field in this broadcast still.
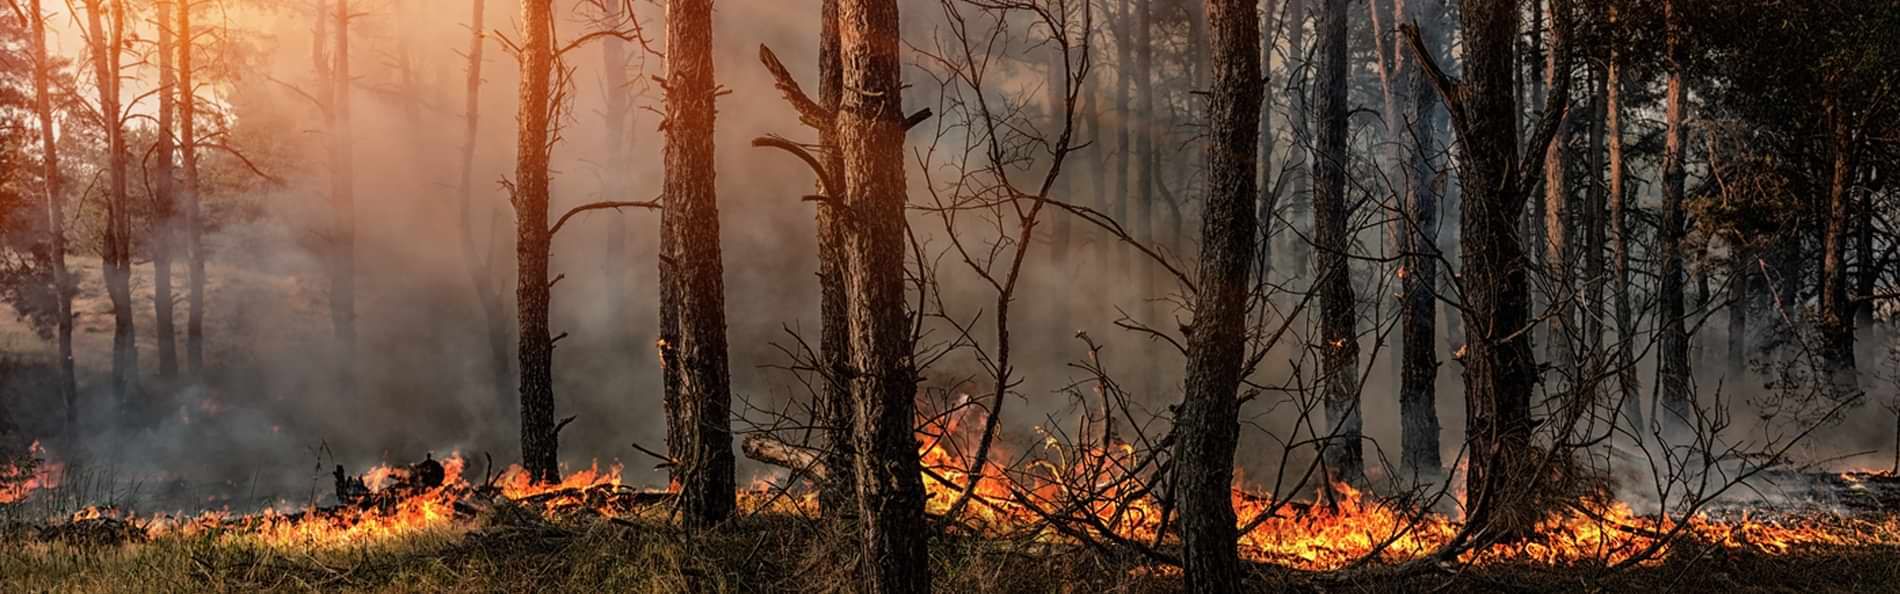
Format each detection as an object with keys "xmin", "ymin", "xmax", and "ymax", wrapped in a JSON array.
[
  {"xmin": 85, "ymin": 0, "xmax": 138, "ymax": 409},
  {"xmin": 836, "ymin": 0, "xmax": 929, "ymax": 590},
  {"xmin": 1175, "ymin": 2, "xmax": 1263, "ymax": 591},
  {"xmin": 331, "ymin": 0, "xmax": 356, "ymax": 388},
  {"xmin": 1656, "ymin": 0, "xmax": 1691, "ymax": 435},
  {"xmin": 662, "ymin": 0, "xmax": 737, "ymax": 528},
  {"xmin": 1606, "ymin": 12, "xmax": 1641, "ymax": 438},
  {"xmin": 180, "ymin": 0, "xmax": 205, "ymax": 375},
  {"xmin": 155, "ymin": 0, "xmax": 180, "ymax": 380},
  {"xmin": 514, "ymin": 0, "xmax": 560, "ymax": 484},
  {"xmin": 1399, "ymin": 0, "xmax": 1445, "ymax": 481},
  {"xmin": 29, "ymin": 0, "xmax": 77, "ymax": 429},
  {"xmin": 816, "ymin": 0, "xmax": 857, "ymax": 515},
  {"xmin": 1312, "ymin": 0, "xmax": 1362, "ymax": 484},
  {"xmin": 1408, "ymin": 0, "xmax": 1569, "ymax": 537},
  {"xmin": 1542, "ymin": 4, "xmax": 1572, "ymax": 379},
  {"xmin": 1818, "ymin": 94, "xmax": 1860, "ymax": 400}
]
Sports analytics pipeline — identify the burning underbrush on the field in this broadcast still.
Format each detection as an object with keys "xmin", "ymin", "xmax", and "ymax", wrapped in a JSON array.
[{"xmin": 6, "ymin": 424, "xmax": 1900, "ymax": 582}]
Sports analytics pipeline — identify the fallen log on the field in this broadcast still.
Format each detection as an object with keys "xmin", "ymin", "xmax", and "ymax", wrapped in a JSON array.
[{"xmin": 741, "ymin": 434, "xmax": 828, "ymax": 482}]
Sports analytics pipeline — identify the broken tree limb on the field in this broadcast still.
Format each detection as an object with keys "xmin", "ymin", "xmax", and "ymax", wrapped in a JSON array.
[
  {"xmin": 750, "ymin": 135, "xmax": 842, "ymax": 202},
  {"xmin": 741, "ymin": 434, "xmax": 828, "ymax": 482},
  {"xmin": 548, "ymin": 198, "xmax": 661, "ymax": 237},
  {"xmin": 759, "ymin": 44, "xmax": 830, "ymax": 131}
]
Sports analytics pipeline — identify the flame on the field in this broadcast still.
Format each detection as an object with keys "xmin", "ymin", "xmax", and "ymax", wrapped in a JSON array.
[{"xmin": 1, "ymin": 441, "xmax": 65, "ymax": 504}]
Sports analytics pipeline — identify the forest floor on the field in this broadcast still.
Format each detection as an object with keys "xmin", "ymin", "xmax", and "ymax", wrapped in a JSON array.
[{"xmin": 3, "ymin": 511, "xmax": 1900, "ymax": 593}]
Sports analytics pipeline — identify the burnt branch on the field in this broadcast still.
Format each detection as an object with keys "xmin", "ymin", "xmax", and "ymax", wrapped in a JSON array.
[{"xmin": 549, "ymin": 198, "xmax": 661, "ymax": 237}]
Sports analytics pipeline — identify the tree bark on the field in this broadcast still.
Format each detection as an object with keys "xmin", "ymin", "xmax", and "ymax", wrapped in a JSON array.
[
  {"xmin": 1606, "ymin": 5, "xmax": 1641, "ymax": 438},
  {"xmin": 85, "ymin": 0, "xmax": 138, "ymax": 410},
  {"xmin": 155, "ymin": 0, "xmax": 180, "ymax": 380},
  {"xmin": 514, "ymin": 0, "xmax": 560, "ymax": 484},
  {"xmin": 1656, "ymin": 0, "xmax": 1691, "ymax": 435},
  {"xmin": 1399, "ymin": 0, "xmax": 1446, "ymax": 482},
  {"xmin": 836, "ymin": 0, "xmax": 929, "ymax": 590},
  {"xmin": 1818, "ymin": 92, "xmax": 1860, "ymax": 400},
  {"xmin": 1406, "ymin": 0, "xmax": 1570, "ymax": 537},
  {"xmin": 1541, "ymin": 0, "xmax": 1572, "ymax": 379},
  {"xmin": 1312, "ymin": 0, "xmax": 1362, "ymax": 484},
  {"xmin": 1175, "ymin": 1, "xmax": 1262, "ymax": 591},
  {"xmin": 662, "ymin": 0, "xmax": 737, "ymax": 528},
  {"xmin": 816, "ymin": 0, "xmax": 856, "ymax": 515},
  {"xmin": 180, "ymin": 0, "xmax": 205, "ymax": 375},
  {"xmin": 30, "ymin": 0, "xmax": 77, "ymax": 429}
]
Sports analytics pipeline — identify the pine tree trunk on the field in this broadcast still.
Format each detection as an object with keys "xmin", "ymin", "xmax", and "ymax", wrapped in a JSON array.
[
  {"xmin": 1656, "ymin": 0, "xmax": 1691, "ymax": 435},
  {"xmin": 1410, "ymin": 0, "xmax": 1568, "ymax": 538},
  {"xmin": 1175, "ymin": 2, "xmax": 1262, "ymax": 590},
  {"xmin": 1399, "ymin": 0, "xmax": 1446, "ymax": 482},
  {"xmin": 1606, "ymin": 5, "xmax": 1641, "ymax": 438},
  {"xmin": 662, "ymin": 0, "xmax": 737, "ymax": 528},
  {"xmin": 30, "ymin": 0, "xmax": 77, "ymax": 429},
  {"xmin": 458, "ymin": 0, "xmax": 511, "ymax": 409},
  {"xmin": 1542, "ymin": 5, "xmax": 1572, "ymax": 379},
  {"xmin": 1818, "ymin": 93, "xmax": 1860, "ymax": 400},
  {"xmin": 1312, "ymin": 0, "xmax": 1362, "ymax": 484},
  {"xmin": 155, "ymin": 0, "xmax": 180, "ymax": 381},
  {"xmin": 1113, "ymin": 0, "xmax": 1132, "ymax": 274},
  {"xmin": 85, "ymin": 0, "xmax": 138, "ymax": 410},
  {"xmin": 180, "ymin": 0, "xmax": 205, "ymax": 375},
  {"xmin": 816, "ymin": 0, "xmax": 857, "ymax": 515},
  {"xmin": 601, "ymin": 0, "xmax": 632, "ymax": 350},
  {"xmin": 514, "ymin": 0, "xmax": 560, "ymax": 483},
  {"xmin": 331, "ymin": 0, "xmax": 357, "ymax": 391},
  {"xmin": 836, "ymin": 0, "xmax": 929, "ymax": 589}
]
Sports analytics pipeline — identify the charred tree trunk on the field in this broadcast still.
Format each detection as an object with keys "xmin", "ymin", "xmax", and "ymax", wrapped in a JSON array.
[
  {"xmin": 662, "ymin": 0, "xmax": 737, "ymax": 528},
  {"xmin": 179, "ymin": 0, "xmax": 205, "ymax": 375},
  {"xmin": 1399, "ymin": 0, "xmax": 1446, "ymax": 482},
  {"xmin": 836, "ymin": 0, "xmax": 929, "ymax": 589},
  {"xmin": 155, "ymin": 0, "xmax": 180, "ymax": 381},
  {"xmin": 85, "ymin": 0, "xmax": 137, "ymax": 410},
  {"xmin": 30, "ymin": 0, "xmax": 77, "ymax": 429},
  {"xmin": 1312, "ymin": 0, "xmax": 1362, "ymax": 484},
  {"xmin": 330, "ymin": 0, "xmax": 357, "ymax": 390},
  {"xmin": 1174, "ymin": 1, "xmax": 1263, "ymax": 591},
  {"xmin": 1606, "ymin": 6, "xmax": 1640, "ymax": 438},
  {"xmin": 1582, "ymin": 65, "xmax": 1606, "ymax": 359},
  {"xmin": 1656, "ymin": 0, "xmax": 1691, "ymax": 435},
  {"xmin": 458, "ymin": 0, "xmax": 512, "ymax": 409},
  {"xmin": 816, "ymin": 0, "xmax": 857, "ymax": 515},
  {"xmin": 1818, "ymin": 93, "xmax": 1860, "ymax": 400},
  {"xmin": 514, "ymin": 0, "xmax": 560, "ymax": 484},
  {"xmin": 1406, "ymin": 0, "xmax": 1570, "ymax": 537}
]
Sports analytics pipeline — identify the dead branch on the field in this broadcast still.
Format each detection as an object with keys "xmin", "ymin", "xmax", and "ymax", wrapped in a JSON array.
[{"xmin": 549, "ymin": 198, "xmax": 661, "ymax": 236}]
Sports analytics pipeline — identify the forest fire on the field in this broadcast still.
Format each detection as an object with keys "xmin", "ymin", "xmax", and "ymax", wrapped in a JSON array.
[{"xmin": 0, "ymin": 442, "xmax": 62, "ymax": 505}]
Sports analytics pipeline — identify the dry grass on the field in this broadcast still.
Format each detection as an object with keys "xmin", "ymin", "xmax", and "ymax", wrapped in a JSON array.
[{"xmin": 4, "ymin": 510, "xmax": 1900, "ymax": 593}]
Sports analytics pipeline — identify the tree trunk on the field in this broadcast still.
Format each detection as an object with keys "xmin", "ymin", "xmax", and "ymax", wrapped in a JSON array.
[
  {"xmin": 1284, "ymin": 0, "xmax": 1311, "ymax": 268},
  {"xmin": 1408, "ymin": 0, "xmax": 1569, "ymax": 538},
  {"xmin": 1113, "ymin": 0, "xmax": 1132, "ymax": 274},
  {"xmin": 1656, "ymin": 0, "xmax": 1691, "ymax": 435},
  {"xmin": 836, "ymin": 0, "xmax": 929, "ymax": 590},
  {"xmin": 1255, "ymin": 0, "xmax": 1278, "ymax": 282},
  {"xmin": 601, "ymin": 0, "xmax": 632, "ymax": 351},
  {"xmin": 1175, "ymin": 2, "xmax": 1262, "ymax": 591},
  {"xmin": 1727, "ymin": 242, "xmax": 1748, "ymax": 376},
  {"xmin": 180, "ymin": 0, "xmax": 205, "ymax": 375},
  {"xmin": 30, "ymin": 0, "xmax": 77, "ymax": 430},
  {"xmin": 1542, "ymin": 2, "xmax": 1572, "ymax": 380},
  {"xmin": 1133, "ymin": 0, "xmax": 1159, "ymax": 378},
  {"xmin": 816, "ymin": 0, "xmax": 856, "ymax": 515},
  {"xmin": 155, "ymin": 0, "xmax": 180, "ymax": 381},
  {"xmin": 1818, "ymin": 92, "xmax": 1860, "ymax": 400},
  {"xmin": 1606, "ymin": 4, "xmax": 1641, "ymax": 439},
  {"xmin": 85, "ymin": 0, "xmax": 138, "ymax": 410},
  {"xmin": 458, "ymin": 0, "xmax": 512, "ymax": 409},
  {"xmin": 662, "ymin": 0, "xmax": 737, "ymax": 528},
  {"xmin": 331, "ymin": 0, "xmax": 357, "ymax": 390},
  {"xmin": 1399, "ymin": 0, "xmax": 1446, "ymax": 482},
  {"xmin": 1582, "ymin": 65, "xmax": 1606, "ymax": 358},
  {"xmin": 514, "ymin": 0, "xmax": 560, "ymax": 484},
  {"xmin": 1312, "ymin": 0, "xmax": 1362, "ymax": 484}
]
